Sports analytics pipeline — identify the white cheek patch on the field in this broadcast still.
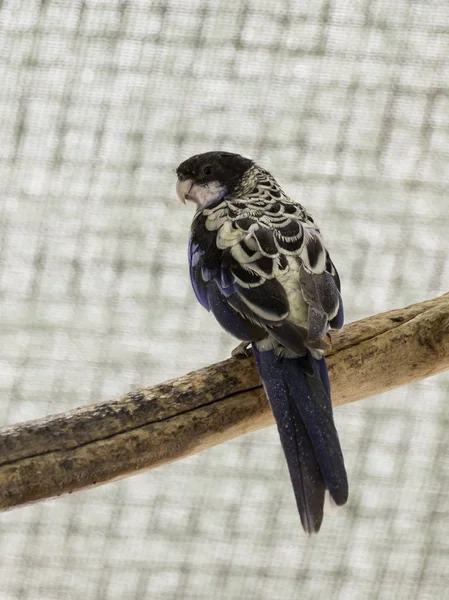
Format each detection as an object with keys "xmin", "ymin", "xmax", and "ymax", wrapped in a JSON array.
[{"xmin": 191, "ymin": 181, "xmax": 226, "ymax": 207}]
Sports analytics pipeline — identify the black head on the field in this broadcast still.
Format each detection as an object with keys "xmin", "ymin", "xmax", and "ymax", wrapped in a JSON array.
[{"xmin": 176, "ymin": 151, "xmax": 253, "ymax": 207}]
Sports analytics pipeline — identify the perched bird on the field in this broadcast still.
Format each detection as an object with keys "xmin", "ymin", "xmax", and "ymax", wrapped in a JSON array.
[{"xmin": 176, "ymin": 151, "xmax": 348, "ymax": 534}]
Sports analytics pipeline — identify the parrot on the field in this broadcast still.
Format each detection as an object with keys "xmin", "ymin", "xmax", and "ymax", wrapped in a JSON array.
[{"xmin": 176, "ymin": 151, "xmax": 348, "ymax": 534}]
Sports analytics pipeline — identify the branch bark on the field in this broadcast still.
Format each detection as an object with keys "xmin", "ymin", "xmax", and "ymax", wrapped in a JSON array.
[{"xmin": 1, "ymin": 293, "xmax": 448, "ymax": 511}]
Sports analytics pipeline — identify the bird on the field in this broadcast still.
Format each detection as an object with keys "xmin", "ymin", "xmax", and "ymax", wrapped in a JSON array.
[{"xmin": 176, "ymin": 151, "xmax": 348, "ymax": 534}]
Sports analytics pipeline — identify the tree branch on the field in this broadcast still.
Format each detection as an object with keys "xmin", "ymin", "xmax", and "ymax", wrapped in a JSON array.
[{"xmin": 1, "ymin": 293, "xmax": 448, "ymax": 511}]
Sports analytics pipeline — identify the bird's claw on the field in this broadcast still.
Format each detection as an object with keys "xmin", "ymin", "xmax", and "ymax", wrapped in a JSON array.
[{"xmin": 231, "ymin": 342, "xmax": 253, "ymax": 359}]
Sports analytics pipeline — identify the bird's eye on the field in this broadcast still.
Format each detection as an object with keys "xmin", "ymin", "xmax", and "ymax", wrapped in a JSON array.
[{"xmin": 201, "ymin": 164, "xmax": 213, "ymax": 176}]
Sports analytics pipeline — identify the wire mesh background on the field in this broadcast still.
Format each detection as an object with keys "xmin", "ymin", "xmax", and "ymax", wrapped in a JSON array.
[{"xmin": 1, "ymin": 0, "xmax": 448, "ymax": 598}]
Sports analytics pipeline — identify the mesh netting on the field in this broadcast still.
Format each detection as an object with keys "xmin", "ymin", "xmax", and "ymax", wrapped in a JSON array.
[{"xmin": 1, "ymin": 1, "xmax": 448, "ymax": 598}]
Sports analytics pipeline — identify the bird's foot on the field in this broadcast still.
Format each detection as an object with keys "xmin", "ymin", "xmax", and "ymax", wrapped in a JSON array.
[{"xmin": 231, "ymin": 342, "xmax": 253, "ymax": 359}]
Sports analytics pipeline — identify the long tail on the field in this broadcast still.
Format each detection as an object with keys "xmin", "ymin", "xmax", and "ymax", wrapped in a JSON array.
[{"xmin": 253, "ymin": 345, "xmax": 348, "ymax": 534}]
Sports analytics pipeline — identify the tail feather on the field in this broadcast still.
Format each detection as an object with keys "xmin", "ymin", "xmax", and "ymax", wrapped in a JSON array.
[{"xmin": 253, "ymin": 345, "xmax": 348, "ymax": 534}]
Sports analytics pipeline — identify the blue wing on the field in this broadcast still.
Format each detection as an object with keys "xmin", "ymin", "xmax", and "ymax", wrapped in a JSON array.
[
  {"xmin": 188, "ymin": 237, "xmax": 210, "ymax": 310},
  {"xmin": 188, "ymin": 235, "xmax": 266, "ymax": 341}
]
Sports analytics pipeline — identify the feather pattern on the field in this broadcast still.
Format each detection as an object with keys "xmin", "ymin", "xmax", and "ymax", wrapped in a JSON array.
[{"xmin": 194, "ymin": 166, "xmax": 341, "ymax": 341}]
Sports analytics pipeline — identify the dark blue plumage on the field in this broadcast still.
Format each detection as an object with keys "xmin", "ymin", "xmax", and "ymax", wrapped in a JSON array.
[{"xmin": 177, "ymin": 151, "xmax": 348, "ymax": 534}]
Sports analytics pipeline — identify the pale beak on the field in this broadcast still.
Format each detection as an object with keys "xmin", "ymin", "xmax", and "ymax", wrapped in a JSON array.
[{"xmin": 176, "ymin": 178, "xmax": 194, "ymax": 204}]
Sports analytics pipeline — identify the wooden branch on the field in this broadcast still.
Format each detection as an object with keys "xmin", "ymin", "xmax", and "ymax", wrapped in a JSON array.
[{"xmin": 1, "ymin": 293, "xmax": 448, "ymax": 511}]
